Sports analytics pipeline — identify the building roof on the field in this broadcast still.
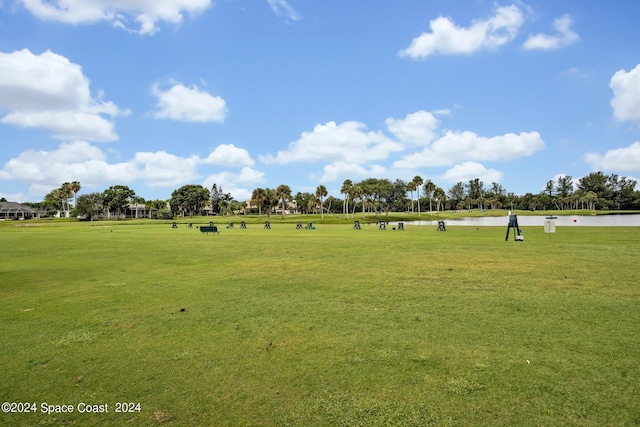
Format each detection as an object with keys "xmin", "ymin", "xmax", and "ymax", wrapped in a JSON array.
[{"xmin": 0, "ymin": 202, "xmax": 36, "ymax": 214}]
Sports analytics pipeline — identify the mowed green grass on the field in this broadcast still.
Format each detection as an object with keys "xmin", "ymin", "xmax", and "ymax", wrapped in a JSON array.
[{"xmin": 1, "ymin": 220, "xmax": 639, "ymax": 426}]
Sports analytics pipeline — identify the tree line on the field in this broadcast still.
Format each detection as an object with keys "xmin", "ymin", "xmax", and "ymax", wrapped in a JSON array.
[
  {"xmin": 20, "ymin": 171, "xmax": 640, "ymax": 220},
  {"xmin": 251, "ymin": 172, "xmax": 639, "ymax": 218}
]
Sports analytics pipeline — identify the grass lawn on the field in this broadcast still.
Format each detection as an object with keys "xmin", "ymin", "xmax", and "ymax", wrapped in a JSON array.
[{"xmin": 1, "ymin": 219, "xmax": 639, "ymax": 426}]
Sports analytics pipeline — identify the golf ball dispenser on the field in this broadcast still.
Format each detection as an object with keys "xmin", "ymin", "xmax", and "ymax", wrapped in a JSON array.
[{"xmin": 505, "ymin": 214, "xmax": 524, "ymax": 241}]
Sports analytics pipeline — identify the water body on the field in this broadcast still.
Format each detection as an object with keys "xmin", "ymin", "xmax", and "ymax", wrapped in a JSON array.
[{"xmin": 406, "ymin": 214, "xmax": 640, "ymax": 227}]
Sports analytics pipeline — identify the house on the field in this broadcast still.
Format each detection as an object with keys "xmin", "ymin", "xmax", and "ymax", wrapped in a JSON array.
[
  {"xmin": 123, "ymin": 203, "xmax": 157, "ymax": 219},
  {"xmin": 275, "ymin": 201, "xmax": 298, "ymax": 215},
  {"xmin": 0, "ymin": 202, "xmax": 38, "ymax": 220}
]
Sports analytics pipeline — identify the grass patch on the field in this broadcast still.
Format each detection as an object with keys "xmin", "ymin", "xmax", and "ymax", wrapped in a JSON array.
[{"xmin": 1, "ymin": 220, "xmax": 639, "ymax": 425}]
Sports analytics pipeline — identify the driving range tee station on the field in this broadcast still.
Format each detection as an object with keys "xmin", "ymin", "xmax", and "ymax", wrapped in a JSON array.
[{"xmin": 505, "ymin": 214, "xmax": 524, "ymax": 241}]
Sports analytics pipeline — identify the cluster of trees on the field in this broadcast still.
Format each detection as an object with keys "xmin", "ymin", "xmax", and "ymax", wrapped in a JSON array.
[
  {"xmin": 533, "ymin": 172, "xmax": 638, "ymax": 211},
  {"xmin": 41, "ymin": 181, "xmax": 81, "ymax": 218},
  {"xmin": 169, "ymin": 183, "xmax": 237, "ymax": 217},
  {"xmin": 250, "ymin": 185, "xmax": 293, "ymax": 219},
  {"xmin": 250, "ymin": 178, "xmax": 437, "ymax": 219},
  {"xmin": 19, "ymin": 171, "xmax": 640, "ymax": 221},
  {"xmin": 26, "ymin": 183, "xmax": 240, "ymax": 220},
  {"xmin": 74, "ymin": 185, "xmax": 170, "ymax": 220},
  {"xmin": 247, "ymin": 172, "xmax": 639, "ymax": 218}
]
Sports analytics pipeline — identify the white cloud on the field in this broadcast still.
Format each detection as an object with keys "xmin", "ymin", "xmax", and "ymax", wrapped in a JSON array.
[
  {"xmin": 523, "ymin": 14, "xmax": 580, "ymax": 50},
  {"xmin": 319, "ymin": 162, "xmax": 386, "ymax": 183},
  {"xmin": 259, "ymin": 120, "xmax": 403, "ymax": 183},
  {"xmin": 610, "ymin": 64, "xmax": 640, "ymax": 126},
  {"xmin": 584, "ymin": 142, "xmax": 640, "ymax": 172},
  {"xmin": 385, "ymin": 110, "xmax": 440, "ymax": 145},
  {"xmin": 267, "ymin": 0, "xmax": 300, "ymax": 21},
  {"xmin": 132, "ymin": 151, "xmax": 201, "ymax": 187},
  {"xmin": 152, "ymin": 82, "xmax": 227, "ymax": 123},
  {"xmin": 0, "ymin": 191, "xmax": 31, "ymax": 203},
  {"xmin": 203, "ymin": 167, "xmax": 266, "ymax": 202},
  {"xmin": 202, "ymin": 144, "xmax": 255, "ymax": 167},
  {"xmin": 399, "ymin": 5, "xmax": 524, "ymax": 60},
  {"xmin": 17, "ymin": 0, "xmax": 211, "ymax": 35},
  {"xmin": 441, "ymin": 161, "xmax": 504, "ymax": 184},
  {"xmin": 2, "ymin": 111, "xmax": 118, "ymax": 141},
  {"xmin": 261, "ymin": 120, "xmax": 403, "ymax": 165},
  {"xmin": 0, "ymin": 49, "xmax": 125, "ymax": 141},
  {"xmin": 0, "ymin": 141, "xmax": 261, "ymax": 199},
  {"xmin": 394, "ymin": 130, "xmax": 545, "ymax": 168},
  {"xmin": 0, "ymin": 141, "xmax": 136, "ymax": 196},
  {"xmin": 260, "ymin": 113, "xmax": 544, "ymax": 184}
]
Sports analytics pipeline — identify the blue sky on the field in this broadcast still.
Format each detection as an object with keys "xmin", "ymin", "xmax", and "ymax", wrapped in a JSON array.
[{"xmin": 1, "ymin": 0, "xmax": 639, "ymax": 203}]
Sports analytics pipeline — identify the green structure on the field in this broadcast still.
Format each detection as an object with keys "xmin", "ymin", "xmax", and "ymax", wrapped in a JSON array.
[{"xmin": 505, "ymin": 215, "xmax": 524, "ymax": 241}]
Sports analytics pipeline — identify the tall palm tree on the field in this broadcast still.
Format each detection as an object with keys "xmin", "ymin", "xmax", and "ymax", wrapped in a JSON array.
[
  {"xmin": 251, "ymin": 188, "xmax": 267, "ymax": 218},
  {"xmin": 406, "ymin": 181, "xmax": 416, "ymax": 213},
  {"xmin": 69, "ymin": 181, "xmax": 81, "ymax": 212},
  {"xmin": 59, "ymin": 182, "xmax": 75, "ymax": 218},
  {"xmin": 413, "ymin": 176, "xmax": 423, "ymax": 217},
  {"xmin": 423, "ymin": 180, "xmax": 436, "ymax": 214},
  {"xmin": 316, "ymin": 185, "xmax": 328, "ymax": 219},
  {"xmin": 52, "ymin": 188, "xmax": 65, "ymax": 217},
  {"xmin": 276, "ymin": 184, "xmax": 292, "ymax": 219},
  {"xmin": 341, "ymin": 179, "xmax": 353, "ymax": 218},
  {"xmin": 350, "ymin": 185, "xmax": 363, "ymax": 217}
]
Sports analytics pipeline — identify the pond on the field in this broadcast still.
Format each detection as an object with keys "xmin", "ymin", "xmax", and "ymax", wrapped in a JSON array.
[{"xmin": 406, "ymin": 214, "xmax": 640, "ymax": 227}]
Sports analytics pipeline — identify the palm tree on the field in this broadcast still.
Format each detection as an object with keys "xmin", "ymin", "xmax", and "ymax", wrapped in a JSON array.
[
  {"xmin": 406, "ymin": 181, "xmax": 416, "ymax": 213},
  {"xmin": 350, "ymin": 185, "xmax": 363, "ymax": 217},
  {"xmin": 316, "ymin": 185, "xmax": 328, "ymax": 219},
  {"xmin": 276, "ymin": 184, "xmax": 292, "ymax": 219},
  {"xmin": 585, "ymin": 191, "xmax": 598, "ymax": 211},
  {"xmin": 52, "ymin": 188, "xmax": 65, "ymax": 217},
  {"xmin": 265, "ymin": 188, "xmax": 278, "ymax": 218},
  {"xmin": 434, "ymin": 187, "xmax": 446, "ymax": 214},
  {"xmin": 60, "ymin": 182, "xmax": 75, "ymax": 218},
  {"xmin": 413, "ymin": 176, "xmax": 423, "ymax": 217},
  {"xmin": 69, "ymin": 181, "xmax": 81, "ymax": 212},
  {"xmin": 477, "ymin": 196, "xmax": 486, "ymax": 211},
  {"xmin": 220, "ymin": 193, "xmax": 234, "ymax": 215},
  {"xmin": 423, "ymin": 180, "xmax": 436, "ymax": 214},
  {"xmin": 307, "ymin": 197, "xmax": 319, "ymax": 215},
  {"xmin": 251, "ymin": 188, "xmax": 267, "ymax": 218},
  {"xmin": 131, "ymin": 195, "xmax": 145, "ymax": 218},
  {"xmin": 341, "ymin": 179, "xmax": 353, "ymax": 218}
]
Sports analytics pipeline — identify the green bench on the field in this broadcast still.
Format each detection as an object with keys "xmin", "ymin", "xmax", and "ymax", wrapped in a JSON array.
[{"xmin": 199, "ymin": 226, "xmax": 219, "ymax": 235}]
